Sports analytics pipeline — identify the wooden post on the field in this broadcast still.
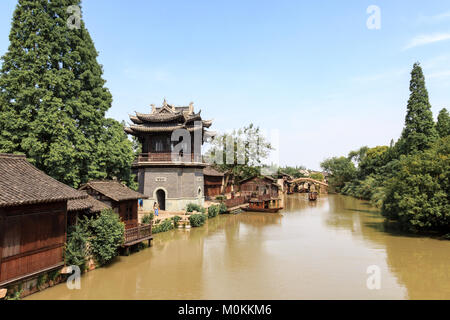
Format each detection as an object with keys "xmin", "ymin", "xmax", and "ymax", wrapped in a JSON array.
[{"xmin": 0, "ymin": 213, "xmax": 4, "ymax": 283}]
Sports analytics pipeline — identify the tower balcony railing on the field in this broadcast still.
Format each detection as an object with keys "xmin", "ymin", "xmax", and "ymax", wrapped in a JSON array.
[{"xmin": 135, "ymin": 152, "xmax": 203, "ymax": 164}]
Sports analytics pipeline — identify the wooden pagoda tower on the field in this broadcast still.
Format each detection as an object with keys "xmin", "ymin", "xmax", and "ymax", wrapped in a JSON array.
[{"xmin": 124, "ymin": 100, "xmax": 214, "ymax": 211}]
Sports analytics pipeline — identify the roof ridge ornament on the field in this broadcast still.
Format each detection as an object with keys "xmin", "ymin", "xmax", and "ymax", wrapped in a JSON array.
[
  {"xmin": 151, "ymin": 104, "xmax": 156, "ymax": 114},
  {"xmin": 189, "ymin": 102, "xmax": 194, "ymax": 114}
]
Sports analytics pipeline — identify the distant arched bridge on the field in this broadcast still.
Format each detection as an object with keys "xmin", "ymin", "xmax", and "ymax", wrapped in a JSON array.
[{"xmin": 288, "ymin": 178, "xmax": 328, "ymax": 194}]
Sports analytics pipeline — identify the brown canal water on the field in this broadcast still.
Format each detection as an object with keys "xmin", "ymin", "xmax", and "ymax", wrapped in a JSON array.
[{"xmin": 28, "ymin": 194, "xmax": 450, "ymax": 300}]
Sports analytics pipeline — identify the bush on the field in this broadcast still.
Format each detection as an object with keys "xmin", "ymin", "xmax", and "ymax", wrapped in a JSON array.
[
  {"xmin": 65, "ymin": 223, "xmax": 90, "ymax": 272},
  {"xmin": 186, "ymin": 203, "xmax": 205, "ymax": 213},
  {"xmin": 172, "ymin": 216, "xmax": 181, "ymax": 227},
  {"xmin": 89, "ymin": 209, "xmax": 125, "ymax": 266},
  {"xmin": 215, "ymin": 195, "xmax": 225, "ymax": 201},
  {"xmin": 152, "ymin": 219, "xmax": 174, "ymax": 234},
  {"xmin": 207, "ymin": 205, "xmax": 219, "ymax": 218},
  {"xmin": 218, "ymin": 202, "xmax": 228, "ymax": 214},
  {"xmin": 189, "ymin": 214, "xmax": 207, "ymax": 227},
  {"xmin": 142, "ymin": 212, "xmax": 154, "ymax": 225}
]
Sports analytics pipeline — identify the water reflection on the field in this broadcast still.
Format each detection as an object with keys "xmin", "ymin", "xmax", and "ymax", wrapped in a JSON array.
[{"xmin": 28, "ymin": 194, "xmax": 450, "ymax": 300}]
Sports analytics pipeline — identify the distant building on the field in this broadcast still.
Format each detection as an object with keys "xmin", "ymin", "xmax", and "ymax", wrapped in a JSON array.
[
  {"xmin": 0, "ymin": 153, "xmax": 86, "ymax": 287},
  {"xmin": 203, "ymin": 166, "xmax": 225, "ymax": 200},
  {"xmin": 124, "ymin": 100, "xmax": 214, "ymax": 211}
]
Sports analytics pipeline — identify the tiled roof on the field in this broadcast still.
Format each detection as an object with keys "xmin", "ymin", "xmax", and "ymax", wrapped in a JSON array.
[
  {"xmin": 204, "ymin": 166, "xmax": 225, "ymax": 177},
  {"xmin": 67, "ymin": 192, "xmax": 109, "ymax": 213},
  {"xmin": 0, "ymin": 154, "xmax": 86, "ymax": 207},
  {"xmin": 124, "ymin": 101, "xmax": 212, "ymax": 136},
  {"xmin": 80, "ymin": 180, "xmax": 148, "ymax": 202}
]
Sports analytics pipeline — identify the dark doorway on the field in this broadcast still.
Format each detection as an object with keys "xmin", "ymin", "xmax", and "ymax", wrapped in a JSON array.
[{"xmin": 156, "ymin": 189, "xmax": 166, "ymax": 211}]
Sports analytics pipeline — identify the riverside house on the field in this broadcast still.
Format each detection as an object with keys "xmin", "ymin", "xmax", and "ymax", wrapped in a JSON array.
[
  {"xmin": 0, "ymin": 153, "xmax": 86, "ymax": 288},
  {"xmin": 67, "ymin": 192, "xmax": 109, "ymax": 227},
  {"xmin": 79, "ymin": 180, "xmax": 152, "ymax": 247}
]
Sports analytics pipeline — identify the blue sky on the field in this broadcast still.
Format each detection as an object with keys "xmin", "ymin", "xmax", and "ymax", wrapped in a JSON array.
[{"xmin": 1, "ymin": 0, "xmax": 449, "ymax": 170}]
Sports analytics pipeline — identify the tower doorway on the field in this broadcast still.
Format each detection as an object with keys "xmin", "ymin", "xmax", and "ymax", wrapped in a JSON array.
[{"xmin": 156, "ymin": 189, "xmax": 166, "ymax": 211}]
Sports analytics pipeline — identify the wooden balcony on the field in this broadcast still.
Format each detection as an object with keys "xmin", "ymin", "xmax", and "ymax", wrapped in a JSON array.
[
  {"xmin": 124, "ymin": 223, "xmax": 153, "ymax": 247},
  {"xmin": 134, "ymin": 152, "xmax": 203, "ymax": 164}
]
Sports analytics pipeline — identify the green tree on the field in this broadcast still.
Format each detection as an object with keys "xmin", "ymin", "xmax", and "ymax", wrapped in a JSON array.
[
  {"xmin": 382, "ymin": 136, "xmax": 450, "ymax": 233},
  {"xmin": 0, "ymin": 0, "xmax": 135, "ymax": 188},
  {"xmin": 396, "ymin": 63, "xmax": 438, "ymax": 155},
  {"xmin": 436, "ymin": 108, "xmax": 450, "ymax": 138},
  {"xmin": 205, "ymin": 123, "xmax": 273, "ymax": 182},
  {"xmin": 320, "ymin": 156, "xmax": 357, "ymax": 192}
]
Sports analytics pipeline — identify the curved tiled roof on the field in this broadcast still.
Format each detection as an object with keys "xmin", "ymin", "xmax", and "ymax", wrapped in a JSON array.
[
  {"xmin": 135, "ymin": 112, "xmax": 184, "ymax": 123},
  {"xmin": 79, "ymin": 180, "xmax": 147, "ymax": 202},
  {"xmin": 204, "ymin": 166, "xmax": 225, "ymax": 177},
  {"xmin": 0, "ymin": 154, "xmax": 86, "ymax": 207},
  {"xmin": 67, "ymin": 192, "xmax": 109, "ymax": 213}
]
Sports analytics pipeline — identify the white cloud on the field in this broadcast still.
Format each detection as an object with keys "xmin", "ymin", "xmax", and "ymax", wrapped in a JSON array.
[
  {"xmin": 404, "ymin": 32, "xmax": 450, "ymax": 50},
  {"xmin": 418, "ymin": 11, "xmax": 450, "ymax": 24}
]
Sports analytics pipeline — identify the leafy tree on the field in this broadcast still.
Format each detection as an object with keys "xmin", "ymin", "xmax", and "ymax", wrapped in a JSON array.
[
  {"xmin": 0, "ymin": 0, "xmax": 135, "ymax": 188},
  {"xmin": 436, "ymin": 108, "xmax": 450, "ymax": 138},
  {"xmin": 382, "ymin": 136, "xmax": 450, "ymax": 233},
  {"xmin": 320, "ymin": 156, "xmax": 357, "ymax": 192},
  {"xmin": 396, "ymin": 63, "xmax": 438, "ymax": 155},
  {"xmin": 205, "ymin": 123, "xmax": 273, "ymax": 182},
  {"xmin": 310, "ymin": 172, "xmax": 324, "ymax": 181},
  {"xmin": 89, "ymin": 209, "xmax": 125, "ymax": 266}
]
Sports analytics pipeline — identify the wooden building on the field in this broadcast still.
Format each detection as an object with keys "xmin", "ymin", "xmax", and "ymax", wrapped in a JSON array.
[
  {"xmin": 67, "ymin": 192, "xmax": 109, "ymax": 226},
  {"xmin": 0, "ymin": 154, "xmax": 86, "ymax": 287},
  {"xmin": 79, "ymin": 181, "xmax": 152, "ymax": 247},
  {"xmin": 124, "ymin": 100, "xmax": 214, "ymax": 211},
  {"xmin": 239, "ymin": 176, "xmax": 283, "ymax": 212},
  {"xmin": 203, "ymin": 166, "xmax": 225, "ymax": 199},
  {"xmin": 79, "ymin": 181, "xmax": 146, "ymax": 229}
]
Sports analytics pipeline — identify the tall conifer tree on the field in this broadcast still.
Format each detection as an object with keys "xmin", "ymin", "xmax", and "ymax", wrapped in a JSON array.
[
  {"xmin": 396, "ymin": 63, "xmax": 438, "ymax": 155},
  {"xmin": 0, "ymin": 0, "xmax": 135, "ymax": 188},
  {"xmin": 436, "ymin": 108, "xmax": 450, "ymax": 138}
]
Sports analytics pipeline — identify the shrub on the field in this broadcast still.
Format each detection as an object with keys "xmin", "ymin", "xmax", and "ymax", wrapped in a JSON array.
[
  {"xmin": 172, "ymin": 216, "xmax": 181, "ymax": 227},
  {"xmin": 218, "ymin": 202, "xmax": 228, "ymax": 214},
  {"xmin": 215, "ymin": 195, "xmax": 225, "ymax": 201},
  {"xmin": 142, "ymin": 212, "xmax": 154, "ymax": 225},
  {"xmin": 186, "ymin": 203, "xmax": 206, "ymax": 213},
  {"xmin": 152, "ymin": 219, "xmax": 173, "ymax": 234},
  {"xmin": 89, "ymin": 209, "xmax": 125, "ymax": 266},
  {"xmin": 208, "ymin": 205, "xmax": 219, "ymax": 218},
  {"xmin": 189, "ymin": 214, "xmax": 207, "ymax": 227},
  {"xmin": 65, "ymin": 223, "xmax": 90, "ymax": 272}
]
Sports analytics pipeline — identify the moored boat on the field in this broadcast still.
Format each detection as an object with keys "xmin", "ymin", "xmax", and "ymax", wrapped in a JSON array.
[
  {"xmin": 244, "ymin": 197, "xmax": 283, "ymax": 213},
  {"xmin": 308, "ymin": 192, "xmax": 318, "ymax": 201}
]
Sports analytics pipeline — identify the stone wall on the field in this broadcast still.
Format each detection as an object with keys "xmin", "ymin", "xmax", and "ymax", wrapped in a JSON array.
[{"xmin": 138, "ymin": 166, "xmax": 205, "ymax": 212}]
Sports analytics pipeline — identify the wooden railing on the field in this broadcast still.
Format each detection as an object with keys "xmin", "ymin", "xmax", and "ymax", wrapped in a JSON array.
[
  {"xmin": 135, "ymin": 153, "xmax": 202, "ymax": 163},
  {"xmin": 224, "ymin": 196, "xmax": 247, "ymax": 208},
  {"xmin": 124, "ymin": 222, "xmax": 152, "ymax": 246}
]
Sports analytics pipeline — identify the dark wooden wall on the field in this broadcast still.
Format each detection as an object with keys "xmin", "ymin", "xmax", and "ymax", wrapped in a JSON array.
[
  {"xmin": 0, "ymin": 201, "xmax": 66, "ymax": 285},
  {"xmin": 118, "ymin": 200, "xmax": 138, "ymax": 229}
]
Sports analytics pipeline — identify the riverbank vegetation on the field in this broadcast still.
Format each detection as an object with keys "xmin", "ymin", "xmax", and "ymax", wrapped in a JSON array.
[
  {"xmin": 65, "ymin": 209, "xmax": 125, "ymax": 271},
  {"xmin": 321, "ymin": 63, "xmax": 449, "ymax": 236}
]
